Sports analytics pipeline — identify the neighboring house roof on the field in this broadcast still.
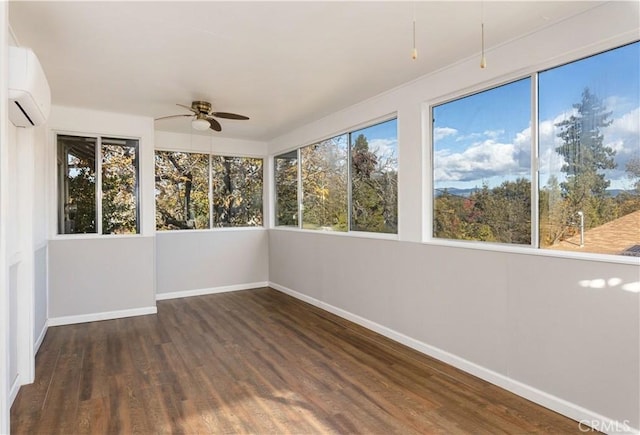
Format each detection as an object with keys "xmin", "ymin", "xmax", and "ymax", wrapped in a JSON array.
[{"xmin": 549, "ymin": 210, "xmax": 640, "ymax": 256}]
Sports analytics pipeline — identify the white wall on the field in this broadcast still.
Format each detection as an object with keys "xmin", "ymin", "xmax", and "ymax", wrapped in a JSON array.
[
  {"xmin": 32, "ymin": 124, "xmax": 47, "ymax": 350},
  {"xmin": 48, "ymin": 237, "xmax": 155, "ymax": 322},
  {"xmin": 156, "ymin": 229, "xmax": 268, "ymax": 298},
  {"xmin": 46, "ymin": 106, "xmax": 157, "ymax": 323},
  {"xmin": 3, "ymin": 21, "xmax": 49, "ymax": 425},
  {"xmin": 6, "ymin": 91, "xmax": 19, "ymax": 403},
  {"xmin": 154, "ymin": 130, "xmax": 270, "ymax": 299},
  {"xmin": 1, "ymin": 3, "xmax": 12, "ymax": 430},
  {"xmin": 155, "ymin": 130, "xmax": 267, "ymax": 156},
  {"xmin": 268, "ymin": 2, "xmax": 640, "ymax": 431}
]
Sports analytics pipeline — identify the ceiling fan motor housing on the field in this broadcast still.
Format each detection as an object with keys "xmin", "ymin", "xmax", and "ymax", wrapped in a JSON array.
[{"xmin": 192, "ymin": 100, "xmax": 212, "ymax": 114}]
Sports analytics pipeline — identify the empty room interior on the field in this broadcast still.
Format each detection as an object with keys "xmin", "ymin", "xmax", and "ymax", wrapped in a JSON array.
[{"xmin": 1, "ymin": 1, "xmax": 639, "ymax": 434}]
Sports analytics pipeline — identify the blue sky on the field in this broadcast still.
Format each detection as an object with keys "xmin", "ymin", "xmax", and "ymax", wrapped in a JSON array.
[{"xmin": 433, "ymin": 41, "xmax": 640, "ymax": 191}]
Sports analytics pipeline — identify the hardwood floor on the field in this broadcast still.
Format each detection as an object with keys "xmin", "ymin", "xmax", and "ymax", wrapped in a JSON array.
[{"xmin": 12, "ymin": 288, "xmax": 584, "ymax": 434}]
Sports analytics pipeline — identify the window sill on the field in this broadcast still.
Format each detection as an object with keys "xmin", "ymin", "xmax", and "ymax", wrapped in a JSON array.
[
  {"xmin": 155, "ymin": 226, "xmax": 266, "ymax": 234},
  {"xmin": 51, "ymin": 233, "xmax": 151, "ymax": 241},
  {"xmin": 423, "ymin": 238, "xmax": 640, "ymax": 265},
  {"xmin": 270, "ymin": 226, "xmax": 399, "ymax": 241}
]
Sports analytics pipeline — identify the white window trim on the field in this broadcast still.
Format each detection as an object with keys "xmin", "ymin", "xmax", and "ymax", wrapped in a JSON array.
[
  {"xmin": 156, "ymin": 226, "xmax": 267, "ymax": 235},
  {"xmin": 54, "ymin": 131, "xmax": 141, "ymax": 238},
  {"xmin": 271, "ymin": 226, "xmax": 399, "ymax": 241},
  {"xmin": 153, "ymin": 149, "xmax": 265, "ymax": 232},
  {"xmin": 272, "ymin": 116, "xmax": 400, "ymax": 237},
  {"xmin": 425, "ymin": 237, "xmax": 640, "ymax": 266}
]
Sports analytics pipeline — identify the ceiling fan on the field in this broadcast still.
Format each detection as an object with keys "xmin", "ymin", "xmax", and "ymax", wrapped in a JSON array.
[{"xmin": 155, "ymin": 100, "xmax": 249, "ymax": 132}]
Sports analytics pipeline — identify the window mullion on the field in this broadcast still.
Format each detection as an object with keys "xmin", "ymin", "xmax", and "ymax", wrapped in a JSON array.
[
  {"xmin": 96, "ymin": 136, "xmax": 103, "ymax": 234},
  {"xmin": 347, "ymin": 133, "xmax": 352, "ymax": 232},
  {"xmin": 209, "ymin": 153, "xmax": 213, "ymax": 229},
  {"xmin": 297, "ymin": 148, "xmax": 302, "ymax": 229},
  {"xmin": 531, "ymin": 73, "xmax": 540, "ymax": 248}
]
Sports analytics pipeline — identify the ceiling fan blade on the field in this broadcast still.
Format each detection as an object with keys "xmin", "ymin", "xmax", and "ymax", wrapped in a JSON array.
[
  {"xmin": 208, "ymin": 117, "xmax": 222, "ymax": 132},
  {"xmin": 211, "ymin": 112, "xmax": 250, "ymax": 120},
  {"xmin": 176, "ymin": 103, "xmax": 198, "ymax": 113},
  {"xmin": 155, "ymin": 114, "xmax": 193, "ymax": 121}
]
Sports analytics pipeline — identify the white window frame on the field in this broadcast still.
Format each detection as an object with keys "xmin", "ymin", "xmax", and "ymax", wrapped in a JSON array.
[
  {"xmin": 425, "ymin": 41, "xmax": 640, "ymax": 265},
  {"xmin": 55, "ymin": 132, "xmax": 141, "ymax": 237},
  {"xmin": 154, "ymin": 148, "xmax": 265, "ymax": 231},
  {"xmin": 272, "ymin": 115, "xmax": 399, "ymax": 239}
]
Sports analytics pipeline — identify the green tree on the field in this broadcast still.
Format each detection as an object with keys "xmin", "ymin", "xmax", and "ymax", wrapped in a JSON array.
[
  {"xmin": 626, "ymin": 156, "xmax": 640, "ymax": 193},
  {"xmin": 554, "ymin": 87, "xmax": 616, "ymax": 229},
  {"xmin": 539, "ymin": 175, "xmax": 574, "ymax": 246},
  {"xmin": 274, "ymin": 152, "xmax": 299, "ymax": 226},
  {"xmin": 616, "ymin": 156, "xmax": 640, "ymax": 215},
  {"xmin": 301, "ymin": 137, "xmax": 348, "ymax": 231},
  {"xmin": 434, "ymin": 189, "xmax": 466, "ymax": 240},
  {"xmin": 211, "ymin": 156, "xmax": 263, "ymax": 227},
  {"xmin": 66, "ymin": 157, "xmax": 96, "ymax": 233},
  {"xmin": 479, "ymin": 178, "xmax": 531, "ymax": 244},
  {"xmin": 351, "ymin": 134, "xmax": 398, "ymax": 233},
  {"xmin": 435, "ymin": 179, "xmax": 531, "ymax": 244},
  {"xmin": 155, "ymin": 151, "xmax": 210, "ymax": 230},
  {"xmin": 102, "ymin": 144, "xmax": 137, "ymax": 234}
]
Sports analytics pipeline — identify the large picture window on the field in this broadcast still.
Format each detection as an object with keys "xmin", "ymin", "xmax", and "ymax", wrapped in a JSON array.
[
  {"xmin": 432, "ymin": 78, "xmax": 532, "ymax": 244},
  {"xmin": 431, "ymin": 41, "xmax": 639, "ymax": 257},
  {"xmin": 274, "ymin": 117, "xmax": 398, "ymax": 234},
  {"xmin": 538, "ymin": 42, "xmax": 640, "ymax": 256},
  {"xmin": 57, "ymin": 134, "xmax": 139, "ymax": 235}
]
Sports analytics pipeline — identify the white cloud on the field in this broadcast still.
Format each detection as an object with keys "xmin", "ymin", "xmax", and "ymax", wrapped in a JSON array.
[
  {"xmin": 483, "ymin": 129, "xmax": 505, "ymax": 140},
  {"xmin": 434, "ymin": 139, "xmax": 528, "ymax": 182},
  {"xmin": 434, "ymin": 104, "xmax": 639, "ymax": 187},
  {"xmin": 513, "ymin": 126, "xmax": 531, "ymax": 152},
  {"xmin": 433, "ymin": 127, "xmax": 457, "ymax": 141},
  {"xmin": 606, "ymin": 107, "xmax": 640, "ymax": 138}
]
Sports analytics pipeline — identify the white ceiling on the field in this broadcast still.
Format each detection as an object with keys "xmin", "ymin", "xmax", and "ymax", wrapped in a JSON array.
[{"xmin": 8, "ymin": 1, "xmax": 603, "ymax": 141}]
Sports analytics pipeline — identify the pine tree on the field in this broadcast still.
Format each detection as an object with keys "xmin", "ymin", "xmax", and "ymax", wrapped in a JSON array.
[{"xmin": 554, "ymin": 87, "xmax": 616, "ymax": 228}]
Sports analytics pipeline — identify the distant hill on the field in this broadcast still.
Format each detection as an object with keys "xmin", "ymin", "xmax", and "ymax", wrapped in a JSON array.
[
  {"xmin": 435, "ymin": 187, "xmax": 635, "ymax": 198},
  {"xmin": 606, "ymin": 189, "xmax": 632, "ymax": 197},
  {"xmin": 434, "ymin": 188, "xmax": 480, "ymax": 198}
]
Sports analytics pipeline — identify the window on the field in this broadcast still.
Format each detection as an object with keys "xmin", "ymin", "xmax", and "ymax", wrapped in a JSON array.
[
  {"xmin": 538, "ymin": 42, "xmax": 640, "ymax": 256},
  {"xmin": 432, "ymin": 78, "xmax": 532, "ymax": 244},
  {"xmin": 274, "ymin": 117, "xmax": 398, "ymax": 234},
  {"xmin": 431, "ymin": 41, "xmax": 640, "ymax": 257},
  {"xmin": 301, "ymin": 135, "xmax": 348, "ymax": 231},
  {"xmin": 57, "ymin": 134, "xmax": 139, "ymax": 235},
  {"xmin": 274, "ymin": 150, "xmax": 299, "ymax": 227},
  {"xmin": 351, "ymin": 119, "xmax": 398, "ymax": 233},
  {"xmin": 211, "ymin": 156, "xmax": 263, "ymax": 227},
  {"xmin": 155, "ymin": 151, "xmax": 210, "ymax": 230},
  {"xmin": 155, "ymin": 151, "xmax": 263, "ymax": 230}
]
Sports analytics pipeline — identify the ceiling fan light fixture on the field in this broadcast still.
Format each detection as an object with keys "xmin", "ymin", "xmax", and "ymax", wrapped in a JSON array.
[{"xmin": 192, "ymin": 117, "xmax": 210, "ymax": 131}]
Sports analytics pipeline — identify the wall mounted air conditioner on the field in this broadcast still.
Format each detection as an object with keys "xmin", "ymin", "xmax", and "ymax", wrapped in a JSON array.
[{"xmin": 8, "ymin": 46, "xmax": 51, "ymax": 127}]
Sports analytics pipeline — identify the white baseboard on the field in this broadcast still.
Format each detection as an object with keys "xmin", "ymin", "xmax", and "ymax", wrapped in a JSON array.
[
  {"xmin": 48, "ymin": 306, "xmax": 157, "ymax": 326},
  {"xmin": 269, "ymin": 281, "xmax": 639, "ymax": 435},
  {"xmin": 33, "ymin": 320, "xmax": 48, "ymax": 354},
  {"xmin": 156, "ymin": 281, "xmax": 269, "ymax": 301},
  {"xmin": 9, "ymin": 373, "xmax": 21, "ymax": 407}
]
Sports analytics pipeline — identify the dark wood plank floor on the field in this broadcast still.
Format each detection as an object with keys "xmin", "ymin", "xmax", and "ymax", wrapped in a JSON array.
[{"xmin": 12, "ymin": 288, "xmax": 585, "ymax": 434}]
